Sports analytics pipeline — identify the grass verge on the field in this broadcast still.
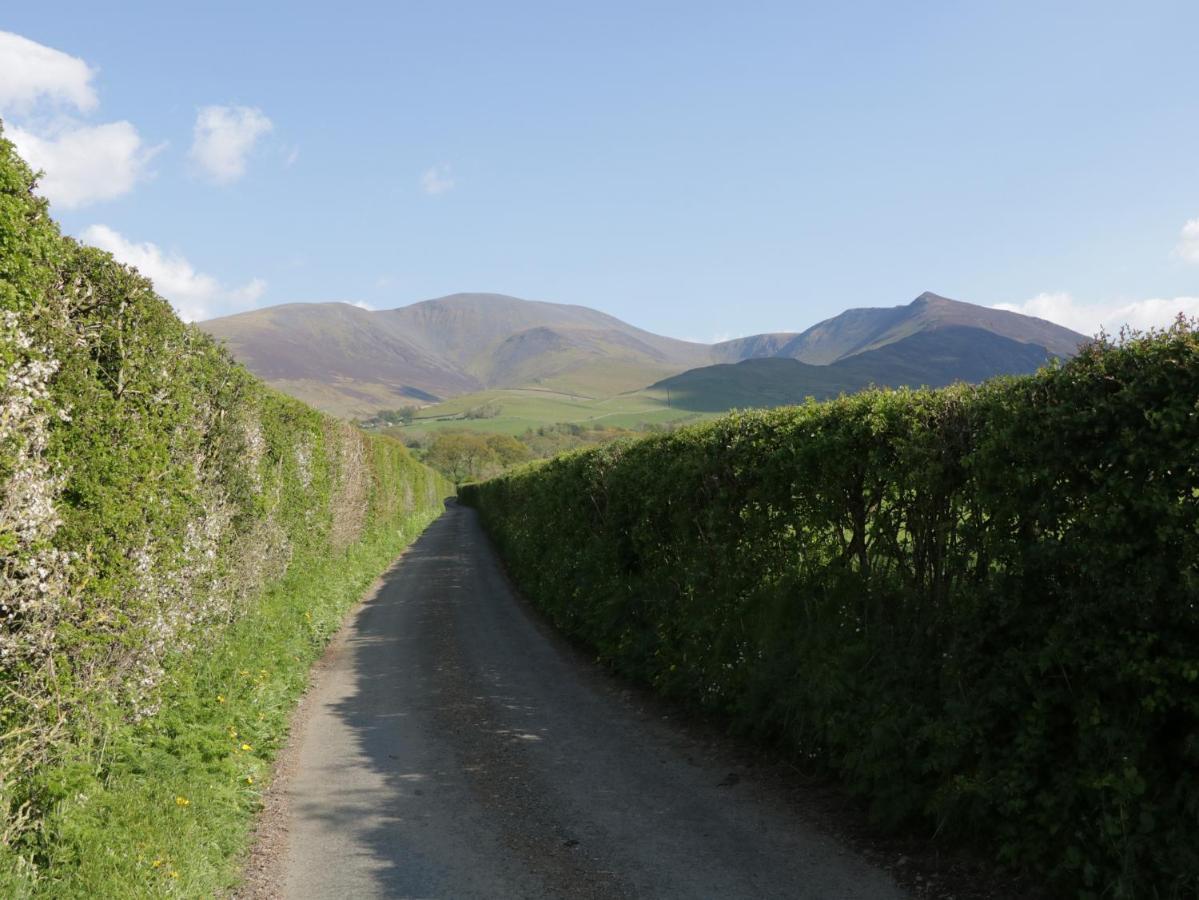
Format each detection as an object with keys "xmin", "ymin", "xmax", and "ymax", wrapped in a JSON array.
[{"xmin": 1, "ymin": 505, "xmax": 443, "ymax": 899}]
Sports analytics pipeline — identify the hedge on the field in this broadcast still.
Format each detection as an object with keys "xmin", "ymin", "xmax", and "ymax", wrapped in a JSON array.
[
  {"xmin": 0, "ymin": 125, "xmax": 451, "ymax": 892},
  {"xmin": 461, "ymin": 323, "xmax": 1199, "ymax": 898}
]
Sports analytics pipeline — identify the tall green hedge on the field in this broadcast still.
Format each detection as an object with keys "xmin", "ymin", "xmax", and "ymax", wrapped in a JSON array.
[
  {"xmin": 461, "ymin": 324, "xmax": 1199, "ymax": 898},
  {"xmin": 0, "ymin": 125, "xmax": 450, "ymax": 885}
]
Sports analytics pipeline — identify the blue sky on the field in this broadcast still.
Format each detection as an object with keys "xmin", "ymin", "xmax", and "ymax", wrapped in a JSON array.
[{"xmin": 2, "ymin": 1, "xmax": 1197, "ymax": 338}]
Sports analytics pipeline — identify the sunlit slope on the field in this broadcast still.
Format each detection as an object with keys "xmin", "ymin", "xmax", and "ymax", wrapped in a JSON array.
[
  {"xmin": 389, "ymin": 387, "xmax": 707, "ymax": 437},
  {"xmin": 201, "ymin": 293, "xmax": 712, "ymax": 415}
]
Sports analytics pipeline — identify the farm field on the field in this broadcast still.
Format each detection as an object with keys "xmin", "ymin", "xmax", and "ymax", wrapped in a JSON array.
[{"xmin": 380, "ymin": 386, "xmax": 710, "ymax": 438}]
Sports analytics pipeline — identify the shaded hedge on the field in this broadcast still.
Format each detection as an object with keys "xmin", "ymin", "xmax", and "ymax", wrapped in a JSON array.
[
  {"xmin": 0, "ymin": 125, "xmax": 451, "ymax": 881},
  {"xmin": 461, "ymin": 325, "xmax": 1199, "ymax": 898}
]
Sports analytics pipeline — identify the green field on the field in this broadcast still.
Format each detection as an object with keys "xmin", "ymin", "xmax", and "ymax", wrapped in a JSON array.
[{"xmin": 381, "ymin": 386, "xmax": 711, "ymax": 437}]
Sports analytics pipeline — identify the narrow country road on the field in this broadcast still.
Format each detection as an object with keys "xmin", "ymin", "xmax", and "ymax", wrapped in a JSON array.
[{"xmin": 254, "ymin": 502, "xmax": 906, "ymax": 899}]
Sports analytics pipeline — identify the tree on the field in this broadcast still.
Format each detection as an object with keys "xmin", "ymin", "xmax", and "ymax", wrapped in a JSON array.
[
  {"xmin": 425, "ymin": 432, "xmax": 497, "ymax": 485},
  {"xmin": 484, "ymin": 433, "xmax": 531, "ymax": 467}
]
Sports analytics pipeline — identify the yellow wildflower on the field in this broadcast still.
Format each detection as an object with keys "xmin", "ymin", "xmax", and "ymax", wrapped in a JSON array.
[
  {"xmin": 241, "ymin": 743, "xmax": 252, "ymax": 752},
  {"xmin": 151, "ymin": 859, "xmax": 163, "ymax": 868},
  {"xmin": 175, "ymin": 796, "xmax": 189, "ymax": 807}
]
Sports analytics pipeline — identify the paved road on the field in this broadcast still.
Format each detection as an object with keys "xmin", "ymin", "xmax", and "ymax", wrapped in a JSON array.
[{"xmin": 269, "ymin": 502, "xmax": 905, "ymax": 899}]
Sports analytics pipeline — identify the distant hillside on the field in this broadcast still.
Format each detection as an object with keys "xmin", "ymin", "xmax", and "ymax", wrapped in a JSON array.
[
  {"xmin": 770, "ymin": 291, "xmax": 1083, "ymax": 364},
  {"xmin": 201, "ymin": 293, "xmax": 710, "ymax": 416},
  {"xmin": 199, "ymin": 291, "xmax": 1087, "ymax": 417},
  {"xmin": 652, "ymin": 326, "xmax": 1061, "ymax": 412}
]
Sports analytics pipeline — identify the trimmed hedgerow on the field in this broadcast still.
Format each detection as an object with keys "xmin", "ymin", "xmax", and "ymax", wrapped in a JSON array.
[
  {"xmin": 0, "ymin": 125, "xmax": 450, "ymax": 894},
  {"xmin": 461, "ymin": 323, "xmax": 1199, "ymax": 899}
]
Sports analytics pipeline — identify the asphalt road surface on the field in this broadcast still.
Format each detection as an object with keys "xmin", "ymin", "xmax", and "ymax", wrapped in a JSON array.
[{"xmin": 262, "ymin": 502, "xmax": 906, "ymax": 899}]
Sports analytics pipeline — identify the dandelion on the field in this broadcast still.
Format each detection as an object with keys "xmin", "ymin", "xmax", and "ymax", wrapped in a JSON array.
[
  {"xmin": 217, "ymin": 695, "xmax": 225, "ymax": 703},
  {"xmin": 152, "ymin": 859, "xmax": 163, "ymax": 868},
  {"xmin": 169, "ymin": 870, "xmax": 179, "ymax": 879},
  {"xmin": 245, "ymin": 775, "xmax": 254, "ymax": 785},
  {"xmin": 241, "ymin": 743, "xmax": 252, "ymax": 751},
  {"xmin": 175, "ymin": 796, "xmax": 190, "ymax": 807}
]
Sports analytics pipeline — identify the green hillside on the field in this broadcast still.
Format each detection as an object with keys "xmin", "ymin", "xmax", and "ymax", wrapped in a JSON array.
[{"xmin": 381, "ymin": 386, "xmax": 708, "ymax": 438}]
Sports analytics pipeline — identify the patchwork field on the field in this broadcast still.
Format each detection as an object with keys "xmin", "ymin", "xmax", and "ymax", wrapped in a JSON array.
[{"xmin": 380, "ymin": 386, "xmax": 709, "ymax": 438}]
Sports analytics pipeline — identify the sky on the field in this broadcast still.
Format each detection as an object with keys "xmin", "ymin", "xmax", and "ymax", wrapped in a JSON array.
[{"xmin": 1, "ymin": 1, "xmax": 1197, "ymax": 340}]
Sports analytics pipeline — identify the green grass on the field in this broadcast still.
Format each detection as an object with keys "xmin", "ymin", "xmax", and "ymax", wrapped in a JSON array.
[
  {"xmin": 1, "ymin": 506, "xmax": 443, "ymax": 899},
  {"xmin": 387, "ymin": 387, "xmax": 709, "ymax": 438}
]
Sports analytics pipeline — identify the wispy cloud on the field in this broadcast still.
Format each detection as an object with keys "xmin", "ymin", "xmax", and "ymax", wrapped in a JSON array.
[
  {"xmin": 994, "ymin": 291, "xmax": 1199, "ymax": 336},
  {"xmin": 420, "ymin": 163, "xmax": 456, "ymax": 195},
  {"xmin": 0, "ymin": 30, "xmax": 155, "ymax": 208},
  {"xmin": 189, "ymin": 105, "xmax": 274, "ymax": 184},
  {"xmin": 82, "ymin": 224, "xmax": 265, "ymax": 322}
]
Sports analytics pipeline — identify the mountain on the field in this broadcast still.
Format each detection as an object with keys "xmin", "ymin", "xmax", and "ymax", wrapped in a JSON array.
[
  {"xmin": 783, "ymin": 291, "xmax": 1081, "ymax": 364},
  {"xmin": 199, "ymin": 291, "xmax": 1087, "ymax": 417},
  {"xmin": 200, "ymin": 293, "xmax": 711, "ymax": 415},
  {"xmin": 652, "ymin": 325, "xmax": 1064, "ymax": 412}
]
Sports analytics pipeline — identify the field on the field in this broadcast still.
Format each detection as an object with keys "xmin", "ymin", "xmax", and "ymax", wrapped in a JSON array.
[{"xmin": 381, "ymin": 386, "xmax": 710, "ymax": 437}]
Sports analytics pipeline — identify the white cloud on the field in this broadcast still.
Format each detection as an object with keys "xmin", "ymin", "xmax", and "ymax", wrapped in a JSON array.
[
  {"xmin": 995, "ymin": 291, "xmax": 1199, "ymax": 337},
  {"xmin": 1176, "ymin": 218, "xmax": 1199, "ymax": 264},
  {"xmin": 0, "ymin": 32, "xmax": 154, "ymax": 209},
  {"xmin": 0, "ymin": 30, "xmax": 97, "ymax": 114},
  {"xmin": 189, "ymin": 105, "xmax": 273, "ymax": 184},
  {"xmin": 81, "ymin": 224, "xmax": 266, "ymax": 322},
  {"xmin": 9, "ymin": 121, "xmax": 157, "ymax": 209},
  {"xmin": 351, "ymin": 300, "xmax": 376, "ymax": 311},
  {"xmin": 420, "ymin": 163, "xmax": 455, "ymax": 195}
]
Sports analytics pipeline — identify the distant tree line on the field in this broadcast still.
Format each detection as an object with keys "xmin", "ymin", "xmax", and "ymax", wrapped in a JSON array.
[{"xmin": 410, "ymin": 421, "xmax": 670, "ymax": 485}]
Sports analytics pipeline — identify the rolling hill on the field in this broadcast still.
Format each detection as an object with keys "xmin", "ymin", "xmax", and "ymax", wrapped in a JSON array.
[
  {"xmin": 200, "ymin": 293, "xmax": 711, "ymax": 415},
  {"xmin": 198, "ymin": 291, "xmax": 1087, "ymax": 417}
]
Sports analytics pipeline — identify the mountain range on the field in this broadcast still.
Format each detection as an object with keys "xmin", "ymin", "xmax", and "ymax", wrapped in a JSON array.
[{"xmin": 198, "ymin": 291, "xmax": 1086, "ymax": 417}]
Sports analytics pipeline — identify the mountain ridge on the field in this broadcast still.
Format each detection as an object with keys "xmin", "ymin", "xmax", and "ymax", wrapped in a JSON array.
[{"xmin": 198, "ymin": 291, "xmax": 1087, "ymax": 416}]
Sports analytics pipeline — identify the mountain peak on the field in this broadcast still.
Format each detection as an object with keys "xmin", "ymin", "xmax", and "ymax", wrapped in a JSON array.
[
  {"xmin": 198, "ymin": 290, "xmax": 1088, "ymax": 418},
  {"xmin": 913, "ymin": 291, "xmax": 951, "ymax": 305}
]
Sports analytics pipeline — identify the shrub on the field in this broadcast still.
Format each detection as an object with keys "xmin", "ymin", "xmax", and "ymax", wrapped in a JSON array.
[
  {"xmin": 461, "ymin": 323, "xmax": 1199, "ymax": 898},
  {"xmin": 0, "ymin": 124, "xmax": 451, "ymax": 890}
]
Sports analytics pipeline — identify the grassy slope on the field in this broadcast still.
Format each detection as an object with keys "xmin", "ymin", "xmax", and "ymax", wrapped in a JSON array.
[{"xmin": 386, "ymin": 387, "xmax": 708, "ymax": 438}]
